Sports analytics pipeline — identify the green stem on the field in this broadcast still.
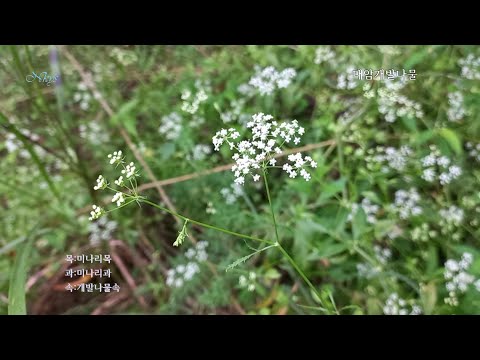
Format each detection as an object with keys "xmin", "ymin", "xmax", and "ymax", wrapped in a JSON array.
[
  {"xmin": 140, "ymin": 199, "xmax": 275, "ymax": 245},
  {"xmin": 262, "ymin": 168, "xmax": 336, "ymax": 313},
  {"xmin": 276, "ymin": 242, "xmax": 326, "ymax": 308},
  {"xmin": 262, "ymin": 168, "xmax": 281, "ymax": 244}
]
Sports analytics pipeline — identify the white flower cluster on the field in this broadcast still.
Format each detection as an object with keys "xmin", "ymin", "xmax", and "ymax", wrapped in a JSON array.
[
  {"xmin": 367, "ymin": 145, "xmax": 413, "ymax": 173},
  {"xmin": 458, "ymin": 54, "xmax": 480, "ymax": 80},
  {"xmin": 439, "ymin": 206, "xmax": 464, "ymax": 227},
  {"xmin": 5, "ymin": 132, "xmax": 20, "ymax": 153},
  {"xmin": 181, "ymin": 80, "xmax": 210, "ymax": 114},
  {"xmin": 159, "ymin": 112, "xmax": 183, "ymax": 140},
  {"xmin": 93, "ymin": 175, "xmax": 107, "ymax": 190},
  {"xmin": 166, "ymin": 241, "xmax": 208, "ymax": 288},
  {"xmin": 377, "ymin": 78, "xmax": 424, "ymax": 123},
  {"xmin": 337, "ymin": 66, "xmax": 359, "ymax": 90},
  {"xmin": 185, "ymin": 241, "xmax": 208, "ymax": 262},
  {"xmin": 420, "ymin": 146, "xmax": 462, "ymax": 185},
  {"xmin": 88, "ymin": 205, "xmax": 104, "ymax": 221},
  {"xmin": 188, "ymin": 144, "xmax": 211, "ymax": 161},
  {"xmin": 108, "ymin": 150, "xmax": 123, "ymax": 165},
  {"xmin": 166, "ymin": 263, "xmax": 200, "ymax": 288},
  {"xmin": 73, "ymin": 82, "xmax": 96, "ymax": 111},
  {"xmin": 88, "ymin": 216, "xmax": 117, "ymax": 246},
  {"xmin": 79, "ymin": 122, "xmax": 109, "ymax": 146},
  {"xmin": 112, "ymin": 192, "xmax": 125, "ymax": 207},
  {"xmin": 383, "ymin": 293, "xmax": 422, "ymax": 315},
  {"xmin": 206, "ymin": 201, "xmax": 217, "ymax": 215},
  {"xmin": 393, "ymin": 188, "xmax": 422, "ymax": 219},
  {"xmin": 220, "ymin": 183, "xmax": 244, "ymax": 204},
  {"xmin": 283, "ymin": 153, "xmax": 317, "ymax": 181},
  {"xmin": 114, "ymin": 176, "xmax": 124, "ymax": 186},
  {"xmin": 121, "ymin": 162, "xmax": 137, "ymax": 178},
  {"xmin": 248, "ymin": 66, "xmax": 297, "ymax": 96},
  {"xmin": 237, "ymin": 83, "xmax": 256, "ymax": 97},
  {"xmin": 4, "ymin": 128, "xmax": 42, "ymax": 159},
  {"xmin": 357, "ymin": 263, "xmax": 380, "ymax": 279},
  {"xmin": 213, "ymin": 113, "xmax": 315, "ymax": 185},
  {"xmin": 314, "ymin": 46, "xmax": 335, "ymax": 65},
  {"xmin": 444, "ymin": 252, "xmax": 479, "ymax": 306},
  {"xmin": 348, "ymin": 198, "xmax": 380, "ymax": 224},
  {"xmin": 239, "ymin": 272, "xmax": 257, "ymax": 292},
  {"xmin": 466, "ymin": 142, "xmax": 480, "ymax": 162},
  {"xmin": 447, "ymin": 91, "xmax": 467, "ymax": 122},
  {"xmin": 374, "ymin": 245, "xmax": 392, "ymax": 265}
]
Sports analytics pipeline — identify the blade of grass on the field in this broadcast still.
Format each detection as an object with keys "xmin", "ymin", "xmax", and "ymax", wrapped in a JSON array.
[
  {"xmin": 0, "ymin": 112, "xmax": 61, "ymax": 202},
  {"xmin": 8, "ymin": 224, "xmax": 43, "ymax": 315}
]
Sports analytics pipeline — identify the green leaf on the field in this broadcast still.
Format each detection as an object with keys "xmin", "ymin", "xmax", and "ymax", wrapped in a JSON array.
[
  {"xmin": 401, "ymin": 116, "xmax": 417, "ymax": 133},
  {"xmin": 225, "ymin": 244, "xmax": 277, "ymax": 272},
  {"xmin": 173, "ymin": 220, "xmax": 189, "ymax": 247},
  {"xmin": 317, "ymin": 242, "xmax": 349, "ymax": 258},
  {"xmin": 420, "ymin": 282, "xmax": 437, "ymax": 315},
  {"xmin": 8, "ymin": 226, "xmax": 41, "ymax": 315},
  {"xmin": 110, "ymin": 99, "xmax": 138, "ymax": 136},
  {"xmin": 352, "ymin": 208, "xmax": 368, "ymax": 241},
  {"xmin": 437, "ymin": 128, "xmax": 462, "ymax": 155},
  {"xmin": 319, "ymin": 178, "xmax": 346, "ymax": 201},
  {"xmin": 404, "ymin": 48, "xmax": 430, "ymax": 69},
  {"xmin": 415, "ymin": 130, "xmax": 434, "ymax": 145}
]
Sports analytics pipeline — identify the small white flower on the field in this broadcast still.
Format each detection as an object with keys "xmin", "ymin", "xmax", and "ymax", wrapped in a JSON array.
[
  {"xmin": 93, "ymin": 175, "xmax": 107, "ymax": 190},
  {"xmin": 121, "ymin": 162, "xmax": 137, "ymax": 179},
  {"xmin": 248, "ymin": 66, "xmax": 296, "ymax": 96},
  {"xmin": 393, "ymin": 188, "xmax": 422, "ymax": 219},
  {"xmin": 159, "ymin": 112, "xmax": 183, "ymax": 140},
  {"xmin": 88, "ymin": 204, "xmax": 104, "ymax": 221},
  {"xmin": 112, "ymin": 192, "xmax": 125, "ymax": 207},
  {"xmin": 114, "ymin": 176, "xmax": 124, "ymax": 186},
  {"xmin": 252, "ymin": 174, "xmax": 260, "ymax": 182},
  {"xmin": 107, "ymin": 150, "xmax": 123, "ymax": 165}
]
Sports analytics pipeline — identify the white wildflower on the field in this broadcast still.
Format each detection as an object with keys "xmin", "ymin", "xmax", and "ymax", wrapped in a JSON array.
[
  {"xmin": 458, "ymin": 54, "xmax": 480, "ymax": 80},
  {"xmin": 107, "ymin": 150, "xmax": 123, "ymax": 165},
  {"xmin": 112, "ymin": 192, "xmax": 125, "ymax": 207},
  {"xmin": 88, "ymin": 216, "xmax": 117, "ymax": 246},
  {"xmin": 314, "ymin": 46, "xmax": 335, "ymax": 65},
  {"xmin": 121, "ymin": 162, "xmax": 137, "ymax": 179},
  {"xmin": 88, "ymin": 205, "xmax": 104, "ymax": 221},
  {"xmin": 393, "ymin": 188, "xmax": 422, "ymax": 219},
  {"xmin": 444, "ymin": 253, "xmax": 478, "ymax": 306},
  {"xmin": 159, "ymin": 112, "xmax": 183, "ymax": 140},
  {"xmin": 447, "ymin": 91, "xmax": 467, "ymax": 122},
  {"xmin": 249, "ymin": 66, "xmax": 296, "ymax": 96},
  {"xmin": 383, "ymin": 293, "xmax": 422, "ymax": 315},
  {"xmin": 93, "ymin": 175, "xmax": 107, "ymax": 190}
]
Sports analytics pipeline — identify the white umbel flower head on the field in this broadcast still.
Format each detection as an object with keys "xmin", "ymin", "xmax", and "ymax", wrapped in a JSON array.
[
  {"xmin": 107, "ymin": 150, "xmax": 123, "ymax": 165},
  {"xmin": 213, "ymin": 113, "xmax": 314, "ymax": 185},
  {"xmin": 93, "ymin": 175, "xmax": 107, "ymax": 190},
  {"xmin": 88, "ymin": 204, "xmax": 105, "ymax": 221},
  {"xmin": 248, "ymin": 66, "xmax": 296, "ymax": 96},
  {"xmin": 112, "ymin": 192, "xmax": 125, "ymax": 207},
  {"xmin": 114, "ymin": 176, "xmax": 124, "ymax": 186},
  {"xmin": 121, "ymin": 162, "xmax": 137, "ymax": 179}
]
